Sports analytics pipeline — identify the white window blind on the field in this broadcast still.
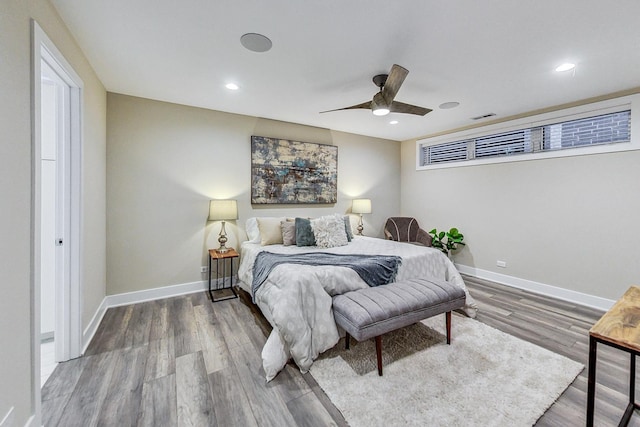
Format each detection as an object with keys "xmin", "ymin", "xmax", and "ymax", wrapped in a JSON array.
[
  {"xmin": 419, "ymin": 110, "xmax": 630, "ymax": 167},
  {"xmin": 422, "ymin": 139, "xmax": 469, "ymax": 164},
  {"xmin": 475, "ymin": 129, "xmax": 536, "ymax": 158}
]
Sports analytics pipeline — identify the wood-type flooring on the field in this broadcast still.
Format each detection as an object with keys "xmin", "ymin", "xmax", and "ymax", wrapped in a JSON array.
[{"xmin": 41, "ymin": 276, "xmax": 640, "ymax": 426}]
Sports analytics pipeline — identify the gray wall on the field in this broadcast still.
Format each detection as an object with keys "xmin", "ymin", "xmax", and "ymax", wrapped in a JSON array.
[
  {"xmin": 106, "ymin": 93, "xmax": 400, "ymax": 295},
  {"xmin": 0, "ymin": 0, "xmax": 106, "ymax": 424},
  {"xmin": 401, "ymin": 120, "xmax": 640, "ymax": 302}
]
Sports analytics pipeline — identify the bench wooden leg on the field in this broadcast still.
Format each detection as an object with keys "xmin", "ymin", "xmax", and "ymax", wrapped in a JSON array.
[
  {"xmin": 345, "ymin": 333, "xmax": 350, "ymax": 350},
  {"xmin": 376, "ymin": 335, "xmax": 383, "ymax": 376},
  {"xmin": 446, "ymin": 311, "xmax": 452, "ymax": 344}
]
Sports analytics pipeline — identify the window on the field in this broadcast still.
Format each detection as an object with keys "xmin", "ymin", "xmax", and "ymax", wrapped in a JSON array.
[
  {"xmin": 543, "ymin": 110, "xmax": 630, "ymax": 150},
  {"xmin": 418, "ymin": 109, "xmax": 631, "ymax": 167}
]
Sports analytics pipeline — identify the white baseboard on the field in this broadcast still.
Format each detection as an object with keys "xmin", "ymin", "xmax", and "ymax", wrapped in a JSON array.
[
  {"xmin": 0, "ymin": 407, "xmax": 13, "ymax": 427},
  {"xmin": 23, "ymin": 414, "xmax": 37, "ymax": 427},
  {"xmin": 456, "ymin": 263, "xmax": 614, "ymax": 312},
  {"xmin": 82, "ymin": 297, "xmax": 108, "ymax": 354},
  {"xmin": 104, "ymin": 279, "xmax": 209, "ymax": 308},
  {"xmin": 82, "ymin": 277, "xmax": 237, "ymax": 353}
]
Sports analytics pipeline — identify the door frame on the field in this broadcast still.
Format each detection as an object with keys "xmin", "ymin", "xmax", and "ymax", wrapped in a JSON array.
[{"xmin": 31, "ymin": 19, "xmax": 83, "ymax": 420}]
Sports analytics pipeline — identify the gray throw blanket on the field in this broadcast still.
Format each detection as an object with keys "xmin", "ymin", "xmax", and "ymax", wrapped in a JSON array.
[{"xmin": 252, "ymin": 251, "xmax": 402, "ymax": 298}]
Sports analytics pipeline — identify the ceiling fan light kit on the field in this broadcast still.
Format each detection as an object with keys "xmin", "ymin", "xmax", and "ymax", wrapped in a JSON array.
[
  {"xmin": 372, "ymin": 92, "xmax": 390, "ymax": 116},
  {"xmin": 321, "ymin": 64, "xmax": 432, "ymax": 117}
]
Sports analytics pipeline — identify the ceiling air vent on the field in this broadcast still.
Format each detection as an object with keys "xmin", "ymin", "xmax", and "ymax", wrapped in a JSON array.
[{"xmin": 471, "ymin": 113, "xmax": 496, "ymax": 120}]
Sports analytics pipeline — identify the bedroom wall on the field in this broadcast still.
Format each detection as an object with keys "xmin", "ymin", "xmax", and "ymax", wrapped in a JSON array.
[
  {"xmin": 106, "ymin": 93, "xmax": 400, "ymax": 295},
  {"xmin": 1, "ymin": 0, "xmax": 107, "ymax": 425},
  {"xmin": 400, "ymin": 100, "xmax": 640, "ymax": 303},
  {"xmin": 0, "ymin": 2, "xmax": 32, "ymax": 424}
]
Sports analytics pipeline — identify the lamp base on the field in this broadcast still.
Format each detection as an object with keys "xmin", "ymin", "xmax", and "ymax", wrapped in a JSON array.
[
  {"xmin": 217, "ymin": 220, "xmax": 229, "ymax": 252},
  {"xmin": 357, "ymin": 215, "xmax": 364, "ymax": 236}
]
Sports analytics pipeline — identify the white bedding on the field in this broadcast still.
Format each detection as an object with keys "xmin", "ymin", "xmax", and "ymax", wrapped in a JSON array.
[{"xmin": 237, "ymin": 236, "xmax": 478, "ymax": 381}]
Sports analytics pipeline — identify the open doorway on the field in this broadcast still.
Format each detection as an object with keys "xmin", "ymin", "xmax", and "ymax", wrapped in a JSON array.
[
  {"xmin": 39, "ymin": 59, "xmax": 67, "ymax": 385},
  {"xmin": 32, "ymin": 20, "xmax": 83, "ymax": 404}
]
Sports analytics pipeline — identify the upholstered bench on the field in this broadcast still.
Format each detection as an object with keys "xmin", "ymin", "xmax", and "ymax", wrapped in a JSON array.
[{"xmin": 332, "ymin": 278, "xmax": 466, "ymax": 376}]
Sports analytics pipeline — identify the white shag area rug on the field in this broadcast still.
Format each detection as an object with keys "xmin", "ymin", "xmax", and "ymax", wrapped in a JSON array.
[{"xmin": 309, "ymin": 314, "xmax": 583, "ymax": 427}]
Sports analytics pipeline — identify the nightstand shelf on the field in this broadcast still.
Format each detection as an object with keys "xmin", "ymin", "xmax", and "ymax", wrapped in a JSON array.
[{"xmin": 208, "ymin": 248, "xmax": 239, "ymax": 302}]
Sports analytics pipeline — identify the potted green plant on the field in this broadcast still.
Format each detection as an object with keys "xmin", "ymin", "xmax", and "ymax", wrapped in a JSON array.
[{"xmin": 429, "ymin": 227, "xmax": 465, "ymax": 257}]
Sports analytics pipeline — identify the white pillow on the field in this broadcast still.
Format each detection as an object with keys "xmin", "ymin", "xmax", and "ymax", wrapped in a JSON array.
[
  {"xmin": 262, "ymin": 330, "xmax": 290, "ymax": 382},
  {"xmin": 245, "ymin": 217, "xmax": 260, "ymax": 243},
  {"xmin": 257, "ymin": 217, "xmax": 284, "ymax": 245},
  {"xmin": 311, "ymin": 213, "xmax": 349, "ymax": 248}
]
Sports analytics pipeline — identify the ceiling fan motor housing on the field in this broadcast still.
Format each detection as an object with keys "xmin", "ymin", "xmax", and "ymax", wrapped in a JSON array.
[{"xmin": 372, "ymin": 74, "xmax": 388, "ymax": 89}]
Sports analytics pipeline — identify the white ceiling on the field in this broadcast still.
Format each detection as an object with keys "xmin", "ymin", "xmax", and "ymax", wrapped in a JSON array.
[{"xmin": 50, "ymin": 0, "xmax": 640, "ymax": 141}]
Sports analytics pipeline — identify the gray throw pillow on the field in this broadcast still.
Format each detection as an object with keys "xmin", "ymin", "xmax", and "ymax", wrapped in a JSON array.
[
  {"xmin": 343, "ymin": 216, "xmax": 353, "ymax": 242},
  {"xmin": 295, "ymin": 217, "xmax": 316, "ymax": 246},
  {"xmin": 281, "ymin": 221, "xmax": 296, "ymax": 246}
]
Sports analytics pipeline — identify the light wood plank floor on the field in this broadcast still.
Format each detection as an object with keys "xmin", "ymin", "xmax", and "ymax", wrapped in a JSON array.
[{"xmin": 42, "ymin": 277, "xmax": 640, "ymax": 426}]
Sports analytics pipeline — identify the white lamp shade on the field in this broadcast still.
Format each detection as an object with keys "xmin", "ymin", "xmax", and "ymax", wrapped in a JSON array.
[
  {"xmin": 208, "ymin": 199, "xmax": 238, "ymax": 221},
  {"xmin": 352, "ymin": 198, "xmax": 372, "ymax": 214}
]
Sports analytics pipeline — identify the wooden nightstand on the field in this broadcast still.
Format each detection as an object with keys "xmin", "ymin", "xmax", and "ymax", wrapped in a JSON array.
[
  {"xmin": 208, "ymin": 248, "xmax": 239, "ymax": 302},
  {"xmin": 587, "ymin": 286, "xmax": 640, "ymax": 426}
]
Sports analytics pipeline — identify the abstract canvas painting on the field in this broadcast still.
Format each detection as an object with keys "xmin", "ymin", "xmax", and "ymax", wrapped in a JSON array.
[{"xmin": 251, "ymin": 136, "xmax": 338, "ymax": 204}]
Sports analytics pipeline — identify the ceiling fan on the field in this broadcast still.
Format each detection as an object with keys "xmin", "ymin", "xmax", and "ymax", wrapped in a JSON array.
[{"xmin": 321, "ymin": 64, "xmax": 432, "ymax": 117}]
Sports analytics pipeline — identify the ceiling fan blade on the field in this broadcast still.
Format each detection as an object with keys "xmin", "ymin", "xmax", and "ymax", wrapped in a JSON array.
[
  {"xmin": 320, "ymin": 101, "xmax": 372, "ymax": 113},
  {"xmin": 381, "ymin": 64, "xmax": 408, "ymax": 104},
  {"xmin": 389, "ymin": 101, "xmax": 432, "ymax": 116}
]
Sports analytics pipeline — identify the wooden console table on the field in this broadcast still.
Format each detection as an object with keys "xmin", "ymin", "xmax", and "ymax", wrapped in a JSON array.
[{"xmin": 587, "ymin": 285, "xmax": 640, "ymax": 426}]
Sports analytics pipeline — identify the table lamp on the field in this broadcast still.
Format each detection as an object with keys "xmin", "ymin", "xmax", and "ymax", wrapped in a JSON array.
[
  {"xmin": 352, "ymin": 198, "xmax": 371, "ymax": 236},
  {"xmin": 209, "ymin": 200, "xmax": 238, "ymax": 253}
]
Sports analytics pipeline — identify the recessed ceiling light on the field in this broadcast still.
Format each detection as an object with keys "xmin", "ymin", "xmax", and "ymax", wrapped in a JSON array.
[
  {"xmin": 439, "ymin": 101, "xmax": 460, "ymax": 110},
  {"xmin": 555, "ymin": 63, "xmax": 575, "ymax": 72},
  {"xmin": 389, "ymin": 120, "xmax": 398, "ymax": 125},
  {"xmin": 240, "ymin": 33, "xmax": 272, "ymax": 53},
  {"xmin": 225, "ymin": 83, "xmax": 239, "ymax": 90}
]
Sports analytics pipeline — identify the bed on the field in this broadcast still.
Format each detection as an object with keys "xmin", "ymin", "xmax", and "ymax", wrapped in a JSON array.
[{"xmin": 237, "ymin": 220, "xmax": 478, "ymax": 381}]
